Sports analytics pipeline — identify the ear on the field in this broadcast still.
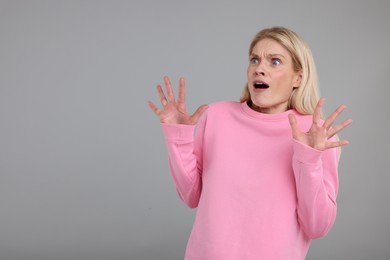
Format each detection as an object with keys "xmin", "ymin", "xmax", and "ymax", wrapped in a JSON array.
[{"xmin": 293, "ymin": 70, "xmax": 303, "ymax": 88}]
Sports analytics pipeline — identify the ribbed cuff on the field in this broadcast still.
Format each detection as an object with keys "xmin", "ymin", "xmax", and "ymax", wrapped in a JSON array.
[
  {"xmin": 293, "ymin": 139, "xmax": 323, "ymax": 165},
  {"xmin": 161, "ymin": 123, "xmax": 196, "ymax": 143}
]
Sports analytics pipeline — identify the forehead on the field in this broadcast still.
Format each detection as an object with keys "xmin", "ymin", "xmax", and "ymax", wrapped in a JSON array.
[{"xmin": 251, "ymin": 38, "xmax": 290, "ymax": 57}]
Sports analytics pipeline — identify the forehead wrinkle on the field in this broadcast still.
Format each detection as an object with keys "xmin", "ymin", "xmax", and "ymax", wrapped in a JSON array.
[{"xmin": 251, "ymin": 40, "xmax": 289, "ymax": 59}]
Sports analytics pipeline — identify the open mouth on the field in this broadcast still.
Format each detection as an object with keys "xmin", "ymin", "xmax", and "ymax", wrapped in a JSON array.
[{"xmin": 253, "ymin": 82, "xmax": 269, "ymax": 89}]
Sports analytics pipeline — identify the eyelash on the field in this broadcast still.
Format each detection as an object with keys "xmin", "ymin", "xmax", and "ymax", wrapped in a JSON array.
[
  {"xmin": 249, "ymin": 57, "xmax": 282, "ymax": 66},
  {"xmin": 271, "ymin": 58, "xmax": 281, "ymax": 65},
  {"xmin": 249, "ymin": 57, "xmax": 259, "ymax": 64}
]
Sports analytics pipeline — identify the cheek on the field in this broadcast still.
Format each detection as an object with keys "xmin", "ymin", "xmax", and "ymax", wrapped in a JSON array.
[
  {"xmin": 247, "ymin": 66, "xmax": 252, "ymax": 76},
  {"xmin": 275, "ymin": 71, "xmax": 295, "ymax": 85}
]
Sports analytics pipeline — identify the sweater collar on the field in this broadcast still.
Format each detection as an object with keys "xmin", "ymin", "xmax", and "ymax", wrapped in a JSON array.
[{"xmin": 240, "ymin": 101, "xmax": 299, "ymax": 120}]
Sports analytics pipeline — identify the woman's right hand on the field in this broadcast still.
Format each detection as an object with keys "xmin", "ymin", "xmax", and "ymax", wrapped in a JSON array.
[{"xmin": 148, "ymin": 76, "xmax": 208, "ymax": 125}]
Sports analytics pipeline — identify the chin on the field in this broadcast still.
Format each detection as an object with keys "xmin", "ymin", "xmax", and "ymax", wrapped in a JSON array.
[
  {"xmin": 250, "ymin": 98, "xmax": 267, "ymax": 108},
  {"xmin": 249, "ymin": 100, "xmax": 267, "ymax": 112}
]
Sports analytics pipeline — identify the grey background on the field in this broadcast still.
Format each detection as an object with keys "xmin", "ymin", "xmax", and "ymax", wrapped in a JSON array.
[{"xmin": 0, "ymin": 0, "xmax": 389, "ymax": 259}]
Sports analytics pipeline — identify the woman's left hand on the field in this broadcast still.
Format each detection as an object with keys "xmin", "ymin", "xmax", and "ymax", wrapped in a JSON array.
[{"xmin": 288, "ymin": 97, "xmax": 353, "ymax": 151}]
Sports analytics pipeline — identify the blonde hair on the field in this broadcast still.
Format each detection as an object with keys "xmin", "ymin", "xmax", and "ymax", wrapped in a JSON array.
[{"xmin": 240, "ymin": 26, "xmax": 320, "ymax": 115}]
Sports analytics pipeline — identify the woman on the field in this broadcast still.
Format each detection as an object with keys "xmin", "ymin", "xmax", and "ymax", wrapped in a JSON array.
[{"xmin": 148, "ymin": 26, "xmax": 352, "ymax": 260}]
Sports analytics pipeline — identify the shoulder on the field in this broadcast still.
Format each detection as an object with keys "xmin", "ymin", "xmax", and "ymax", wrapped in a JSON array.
[
  {"xmin": 198, "ymin": 100, "xmax": 241, "ymax": 124},
  {"xmin": 207, "ymin": 100, "xmax": 241, "ymax": 113},
  {"xmin": 292, "ymin": 111, "xmax": 315, "ymax": 132}
]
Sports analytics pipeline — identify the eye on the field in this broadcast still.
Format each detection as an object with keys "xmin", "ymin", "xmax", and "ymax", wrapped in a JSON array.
[
  {"xmin": 249, "ymin": 57, "xmax": 259, "ymax": 65},
  {"xmin": 271, "ymin": 58, "xmax": 281, "ymax": 65}
]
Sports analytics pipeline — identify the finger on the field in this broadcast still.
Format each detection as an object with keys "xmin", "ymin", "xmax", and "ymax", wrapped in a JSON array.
[
  {"xmin": 323, "ymin": 104, "xmax": 347, "ymax": 130},
  {"xmin": 328, "ymin": 118, "xmax": 353, "ymax": 138},
  {"xmin": 313, "ymin": 97, "xmax": 325, "ymax": 125},
  {"xmin": 147, "ymin": 100, "xmax": 161, "ymax": 116},
  {"xmin": 156, "ymin": 85, "xmax": 168, "ymax": 106},
  {"xmin": 288, "ymin": 114, "xmax": 300, "ymax": 138},
  {"xmin": 325, "ymin": 139, "xmax": 350, "ymax": 149},
  {"xmin": 164, "ymin": 76, "xmax": 175, "ymax": 103},
  {"xmin": 178, "ymin": 77, "xmax": 186, "ymax": 107},
  {"xmin": 190, "ymin": 104, "xmax": 209, "ymax": 124}
]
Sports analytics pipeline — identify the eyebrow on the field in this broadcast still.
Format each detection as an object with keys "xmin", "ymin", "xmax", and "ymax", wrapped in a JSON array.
[
  {"xmin": 268, "ymin": 54, "xmax": 286, "ymax": 59},
  {"xmin": 250, "ymin": 53, "xmax": 286, "ymax": 59}
]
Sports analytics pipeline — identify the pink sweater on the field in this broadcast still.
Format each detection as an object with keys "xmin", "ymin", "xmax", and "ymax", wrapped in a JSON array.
[{"xmin": 161, "ymin": 101, "xmax": 339, "ymax": 260}]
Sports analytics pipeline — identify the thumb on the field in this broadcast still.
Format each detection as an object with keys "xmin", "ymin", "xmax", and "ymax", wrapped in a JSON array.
[
  {"xmin": 191, "ymin": 104, "xmax": 209, "ymax": 123},
  {"xmin": 288, "ymin": 114, "xmax": 299, "ymax": 138}
]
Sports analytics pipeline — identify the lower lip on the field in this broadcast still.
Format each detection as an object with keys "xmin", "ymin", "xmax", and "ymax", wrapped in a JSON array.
[{"xmin": 253, "ymin": 86, "xmax": 269, "ymax": 92}]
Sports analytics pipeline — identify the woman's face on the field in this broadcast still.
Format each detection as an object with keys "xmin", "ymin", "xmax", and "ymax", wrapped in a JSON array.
[{"xmin": 246, "ymin": 38, "xmax": 302, "ymax": 114}]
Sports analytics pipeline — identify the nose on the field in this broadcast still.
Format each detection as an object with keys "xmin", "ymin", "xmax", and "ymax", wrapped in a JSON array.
[{"xmin": 254, "ymin": 62, "xmax": 265, "ymax": 76}]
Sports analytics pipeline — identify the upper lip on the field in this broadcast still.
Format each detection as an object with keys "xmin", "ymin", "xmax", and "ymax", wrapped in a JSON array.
[
  {"xmin": 253, "ymin": 80, "xmax": 270, "ymax": 88},
  {"xmin": 253, "ymin": 80, "xmax": 268, "ymax": 85}
]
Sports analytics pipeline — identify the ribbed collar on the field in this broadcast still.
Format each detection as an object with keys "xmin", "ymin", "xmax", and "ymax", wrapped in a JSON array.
[{"xmin": 240, "ymin": 101, "xmax": 299, "ymax": 121}]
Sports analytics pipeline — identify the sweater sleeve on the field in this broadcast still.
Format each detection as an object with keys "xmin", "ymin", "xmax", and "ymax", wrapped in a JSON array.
[
  {"xmin": 161, "ymin": 120, "xmax": 205, "ymax": 208},
  {"xmin": 292, "ymin": 139, "xmax": 339, "ymax": 239}
]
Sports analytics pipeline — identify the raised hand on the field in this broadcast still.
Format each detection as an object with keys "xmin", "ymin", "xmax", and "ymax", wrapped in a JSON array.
[
  {"xmin": 148, "ymin": 76, "xmax": 208, "ymax": 125},
  {"xmin": 288, "ymin": 98, "xmax": 353, "ymax": 151}
]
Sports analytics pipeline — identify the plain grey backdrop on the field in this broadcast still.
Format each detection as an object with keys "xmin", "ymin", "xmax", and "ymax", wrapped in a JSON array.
[{"xmin": 1, "ymin": 0, "xmax": 389, "ymax": 259}]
